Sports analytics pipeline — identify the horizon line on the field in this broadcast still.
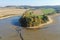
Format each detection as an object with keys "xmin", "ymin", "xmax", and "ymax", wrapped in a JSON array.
[{"xmin": 1, "ymin": 5, "xmax": 60, "ymax": 7}]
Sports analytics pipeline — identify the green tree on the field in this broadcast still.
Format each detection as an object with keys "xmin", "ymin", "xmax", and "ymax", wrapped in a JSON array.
[{"xmin": 19, "ymin": 10, "xmax": 49, "ymax": 27}]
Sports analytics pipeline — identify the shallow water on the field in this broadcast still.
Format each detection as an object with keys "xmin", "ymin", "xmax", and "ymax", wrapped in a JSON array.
[
  {"xmin": 0, "ymin": 16, "xmax": 20, "ymax": 40},
  {"xmin": 0, "ymin": 15, "xmax": 60, "ymax": 40}
]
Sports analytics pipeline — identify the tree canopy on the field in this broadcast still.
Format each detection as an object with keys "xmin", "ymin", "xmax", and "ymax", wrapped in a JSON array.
[{"xmin": 19, "ymin": 10, "xmax": 49, "ymax": 27}]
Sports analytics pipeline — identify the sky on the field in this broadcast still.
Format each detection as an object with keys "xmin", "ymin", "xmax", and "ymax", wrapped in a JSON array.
[{"xmin": 0, "ymin": 0, "xmax": 60, "ymax": 7}]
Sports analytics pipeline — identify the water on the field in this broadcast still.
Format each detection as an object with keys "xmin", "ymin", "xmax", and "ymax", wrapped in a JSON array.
[
  {"xmin": 0, "ymin": 15, "xmax": 60, "ymax": 40},
  {"xmin": 0, "ymin": 16, "xmax": 20, "ymax": 40}
]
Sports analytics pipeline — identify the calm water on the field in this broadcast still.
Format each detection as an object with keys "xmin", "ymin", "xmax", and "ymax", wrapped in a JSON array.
[
  {"xmin": 0, "ymin": 15, "xmax": 60, "ymax": 40},
  {"xmin": 0, "ymin": 16, "xmax": 20, "ymax": 40}
]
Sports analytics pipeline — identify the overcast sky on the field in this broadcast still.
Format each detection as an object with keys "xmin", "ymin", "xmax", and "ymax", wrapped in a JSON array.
[{"xmin": 0, "ymin": 0, "xmax": 60, "ymax": 7}]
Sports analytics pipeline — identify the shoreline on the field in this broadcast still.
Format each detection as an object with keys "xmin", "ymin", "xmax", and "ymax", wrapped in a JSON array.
[
  {"xmin": 48, "ymin": 13, "xmax": 60, "ymax": 17},
  {"xmin": 0, "ymin": 14, "xmax": 19, "ymax": 19},
  {"xmin": 27, "ymin": 16, "xmax": 53, "ymax": 29},
  {"xmin": 0, "ymin": 13, "xmax": 60, "ymax": 19}
]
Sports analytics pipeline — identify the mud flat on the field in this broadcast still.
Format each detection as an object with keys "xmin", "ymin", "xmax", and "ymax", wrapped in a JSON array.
[{"xmin": 21, "ymin": 14, "xmax": 60, "ymax": 40}]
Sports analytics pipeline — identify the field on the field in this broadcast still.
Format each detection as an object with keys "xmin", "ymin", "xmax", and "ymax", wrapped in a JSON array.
[{"xmin": 0, "ymin": 8, "xmax": 27, "ymax": 18}]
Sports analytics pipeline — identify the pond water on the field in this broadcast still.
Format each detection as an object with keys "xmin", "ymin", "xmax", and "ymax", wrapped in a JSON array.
[{"xmin": 0, "ymin": 15, "xmax": 60, "ymax": 40}]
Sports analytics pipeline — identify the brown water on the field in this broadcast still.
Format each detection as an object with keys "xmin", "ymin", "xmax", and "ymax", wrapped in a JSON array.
[{"xmin": 0, "ymin": 15, "xmax": 60, "ymax": 40}]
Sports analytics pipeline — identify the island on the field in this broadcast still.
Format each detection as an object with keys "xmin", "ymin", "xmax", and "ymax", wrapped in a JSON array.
[{"xmin": 19, "ymin": 10, "xmax": 53, "ymax": 28}]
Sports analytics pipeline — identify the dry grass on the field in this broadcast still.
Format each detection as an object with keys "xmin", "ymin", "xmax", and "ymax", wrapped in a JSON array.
[
  {"xmin": 33, "ymin": 9, "xmax": 43, "ymax": 15},
  {"xmin": 0, "ymin": 8, "xmax": 27, "ymax": 17}
]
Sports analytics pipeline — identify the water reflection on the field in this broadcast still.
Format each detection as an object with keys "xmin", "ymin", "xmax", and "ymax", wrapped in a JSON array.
[
  {"xmin": 11, "ymin": 16, "xmax": 21, "ymax": 27},
  {"xmin": 11, "ymin": 19, "xmax": 20, "ymax": 27}
]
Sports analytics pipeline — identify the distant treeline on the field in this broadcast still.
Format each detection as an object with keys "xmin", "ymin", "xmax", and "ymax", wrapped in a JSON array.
[{"xmin": 5, "ymin": 5, "xmax": 60, "ymax": 13}]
